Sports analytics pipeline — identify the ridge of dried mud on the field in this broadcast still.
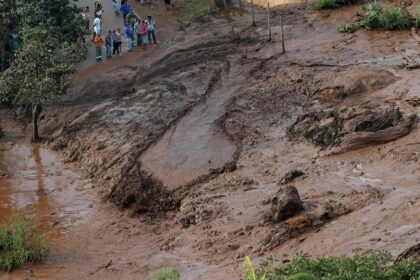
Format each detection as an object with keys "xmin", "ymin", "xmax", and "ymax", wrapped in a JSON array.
[{"xmin": 25, "ymin": 2, "xmax": 420, "ymax": 279}]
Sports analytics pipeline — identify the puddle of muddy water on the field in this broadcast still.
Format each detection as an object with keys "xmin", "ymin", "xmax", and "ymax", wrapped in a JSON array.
[{"xmin": 0, "ymin": 142, "xmax": 94, "ymax": 236}]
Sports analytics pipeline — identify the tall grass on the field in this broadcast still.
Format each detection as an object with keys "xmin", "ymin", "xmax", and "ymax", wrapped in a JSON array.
[{"xmin": 0, "ymin": 216, "xmax": 49, "ymax": 271}]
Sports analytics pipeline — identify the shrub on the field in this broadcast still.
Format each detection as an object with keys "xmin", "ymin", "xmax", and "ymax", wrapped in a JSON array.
[
  {"xmin": 313, "ymin": 0, "xmax": 358, "ymax": 9},
  {"xmin": 379, "ymin": 7, "xmax": 413, "ymax": 30},
  {"xmin": 360, "ymin": 2, "xmax": 383, "ymax": 30},
  {"xmin": 360, "ymin": 3, "xmax": 415, "ymax": 30},
  {"xmin": 245, "ymin": 251, "xmax": 420, "ymax": 280},
  {"xmin": 150, "ymin": 268, "xmax": 181, "ymax": 280},
  {"xmin": 0, "ymin": 216, "xmax": 49, "ymax": 271}
]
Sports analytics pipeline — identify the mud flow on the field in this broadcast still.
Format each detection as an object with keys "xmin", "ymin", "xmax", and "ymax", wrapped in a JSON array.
[{"xmin": 2, "ymin": 0, "xmax": 420, "ymax": 279}]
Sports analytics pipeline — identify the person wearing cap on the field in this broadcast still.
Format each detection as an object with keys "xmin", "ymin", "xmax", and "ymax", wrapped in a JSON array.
[{"xmin": 105, "ymin": 30, "xmax": 113, "ymax": 59}]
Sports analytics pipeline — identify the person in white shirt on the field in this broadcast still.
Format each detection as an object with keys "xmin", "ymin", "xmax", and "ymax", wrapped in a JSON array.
[{"xmin": 93, "ymin": 15, "xmax": 101, "ymax": 35}]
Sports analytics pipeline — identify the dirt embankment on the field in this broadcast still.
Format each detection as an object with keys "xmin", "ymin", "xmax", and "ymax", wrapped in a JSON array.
[{"xmin": 34, "ymin": 2, "xmax": 420, "ymax": 279}]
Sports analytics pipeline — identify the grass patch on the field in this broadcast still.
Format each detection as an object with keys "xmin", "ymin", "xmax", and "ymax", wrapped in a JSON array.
[
  {"xmin": 244, "ymin": 251, "xmax": 420, "ymax": 280},
  {"xmin": 313, "ymin": 0, "xmax": 358, "ymax": 10},
  {"xmin": 337, "ymin": 23, "xmax": 360, "ymax": 32},
  {"xmin": 0, "ymin": 216, "xmax": 49, "ymax": 271},
  {"xmin": 150, "ymin": 268, "xmax": 181, "ymax": 280},
  {"xmin": 176, "ymin": 0, "xmax": 212, "ymax": 21}
]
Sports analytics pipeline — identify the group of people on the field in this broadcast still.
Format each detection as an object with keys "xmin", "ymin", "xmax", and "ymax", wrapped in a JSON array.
[{"xmin": 81, "ymin": 0, "xmax": 158, "ymax": 62}]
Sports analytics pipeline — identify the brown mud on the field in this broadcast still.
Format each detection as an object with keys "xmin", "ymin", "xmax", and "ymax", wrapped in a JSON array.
[{"xmin": 1, "ymin": 0, "xmax": 419, "ymax": 279}]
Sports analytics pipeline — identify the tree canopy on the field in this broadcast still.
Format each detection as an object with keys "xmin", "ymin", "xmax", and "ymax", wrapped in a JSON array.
[{"xmin": 0, "ymin": 0, "xmax": 87, "ymax": 141}]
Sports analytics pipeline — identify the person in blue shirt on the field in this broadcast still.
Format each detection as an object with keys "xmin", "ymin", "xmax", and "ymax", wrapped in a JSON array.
[
  {"xmin": 124, "ymin": 23, "xmax": 133, "ymax": 52},
  {"xmin": 120, "ymin": 1, "xmax": 131, "ymax": 24}
]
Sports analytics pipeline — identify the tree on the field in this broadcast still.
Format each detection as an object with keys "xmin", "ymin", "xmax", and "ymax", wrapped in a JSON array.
[{"xmin": 0, "ymin": 0, "xmax": 86, "ymax": 142}]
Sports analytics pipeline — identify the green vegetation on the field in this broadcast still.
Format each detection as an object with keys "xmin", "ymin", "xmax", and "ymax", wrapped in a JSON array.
[
  {"xmin": 339, "ymin": 2, "xmax": 417, "ymax": 33},
  {"xmin": 177, "ymin": 0, "xmax": 212, "ymax": 21},
  {"xmin": 337, "ymin": 23, "xmax": 359, "ymax": 33},
  {"xmin": 361, "ymin": 3, "xmax": 413, "ymax": 30},
  {"xmin": 244, "ymin": 252, "xmax": 420, "ymax": 280},
  {"xmin": 0, "ymin": 216, "xmax": 49, "ymax": 271},
  {"xmin": 0, "ymin": 0, "xmax": 86, "ymax": 141},
  {"xmin": 313, "ymin": 0, "xmax": 358, "ymax": 10},
  {"xmin": 150, "ymin": 268, "xmax": 181, "ymax": 280}
]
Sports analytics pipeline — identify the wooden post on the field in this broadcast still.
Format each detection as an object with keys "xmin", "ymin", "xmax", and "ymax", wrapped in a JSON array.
[
  {"xmin": 280, "ymin": 15, "xmax": 285, "ymax": 53},
  {"xmin": 267, "ymin": 2, "xmax": 271, "ymax": 41},
  {"xmin": 251, "ymin": 0, "xmax": 256, "ymax": 26}
]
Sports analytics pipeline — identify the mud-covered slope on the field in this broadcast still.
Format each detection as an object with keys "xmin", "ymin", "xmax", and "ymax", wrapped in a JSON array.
[{"xmin": 40, "ymin": 3, "xmax": 419, "ymax": 279}]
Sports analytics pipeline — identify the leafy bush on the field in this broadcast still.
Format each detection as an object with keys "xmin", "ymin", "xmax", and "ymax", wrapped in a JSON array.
[
  {"xmin": 360, "ymin": 2, "xmax": 383, "ymax": 29},
  {"xmin": 313, "ymin": 0, "xmax": 358, "ymax": 9},
  {"xmin": 245, "ymin": 251, "xmax": 420, "ymax": 280},
  {"xmin": 360, "ymin": 3, "xmax": 415, "ymax": 30},
  {"xmin": 0, "ymin": 216, "xmax": 49, "ymax": 271},
  {"xmin": 150, "ymin": 268, "xmax": 181, "ymax": 280}
]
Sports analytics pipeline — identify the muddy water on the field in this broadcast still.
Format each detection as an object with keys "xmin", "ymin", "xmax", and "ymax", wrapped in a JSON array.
[{"xmin": 0, "ymin": 141, "xmax": 94, "ymax": 236}]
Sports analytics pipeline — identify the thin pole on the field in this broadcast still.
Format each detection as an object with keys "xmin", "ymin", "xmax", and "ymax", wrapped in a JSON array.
[
  {"xmin": 251, "ymin": 0, "xmax": 256, "ymax": 26},
  {"xmin": 280, "ymin": 15, "xmax": 285, "ymax": 53},
  {"xmin": 267, "ymin": 2, "xmax": 271, "ymax": 41}
]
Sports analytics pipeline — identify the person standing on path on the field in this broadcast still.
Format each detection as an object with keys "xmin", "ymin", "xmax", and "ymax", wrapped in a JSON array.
[
  {"xmin": 127, "ymin": 8, "xmax": 138, "ymax": 39},
  {"xmin": 120, "ymin": 2, "xmax": 131, "ymax": 24},
  {"xmin": 146, "ymin": 16, "xmax": 157, "ymax": 44},
  {"xmin": 94, "ymin": 0, "xmax": 102, "ymax": 10},
  {"xmin": 93, "ymin": 14, "xmax": 101, "ymax": 36},
  {"xmin": 113, "ymin": 0, "xmax": 120, "ymax": 16},
  {"xmin": 94, "ymin": 33, "xmax": 104, "ymax": 62},
  {"xmin": 134, "ymin": 18, "xmax": 142, "ymax": 47},
  {"xmin": 105, "ymin": 30, "xmax": 113, "ymax": 59},
  {"xmin": 124, "ymin": 23, "xmax": 133, "ymax": 52},
  {"xmin": 140, "ymin": 20, "xmax": 148, "ymax": 50},
  {"xmin": 81, "ymin": 6, "xmax": 91, "ymax": 33},
  {"xmin": 112, "ymin": 29, "xmax": 122, "ymax": 56}
]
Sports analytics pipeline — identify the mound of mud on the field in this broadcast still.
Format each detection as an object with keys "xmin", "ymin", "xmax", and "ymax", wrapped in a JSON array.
[
  {"xmin": 287, "ymin": 104, "xmax": 417, "ymax": 151},
  {"xmin": 319, "ymin": 68, "xmax": 398, "ymax": 100}
]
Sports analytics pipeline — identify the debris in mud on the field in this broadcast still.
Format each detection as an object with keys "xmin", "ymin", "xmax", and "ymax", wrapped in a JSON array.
[
  {"xmin": 319, "ymin": 68, "xmax": 398, "ymax": 100},
  {"xmin": 269, "ymin": 186, "xmax": 304, "ymax": 223},
  {"xmin": 109, "ymin": 166, "xmax": 179, "ymax": 213},
  {"xmin": 257, "ymin": 186, "xmax": 383, "ymax": 252},
  {"xmin": 279, "ymin": 170, "xmax": 305, "ymax": 185},
  {"xmin": 287, "ymin": 104, "xmax": 417, "ymax": 152}
]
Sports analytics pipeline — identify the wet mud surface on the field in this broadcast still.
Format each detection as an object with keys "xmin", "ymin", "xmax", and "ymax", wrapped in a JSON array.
[{"xmin": 1, "ymin": 0, "xmax": 420, "ymax": 279}]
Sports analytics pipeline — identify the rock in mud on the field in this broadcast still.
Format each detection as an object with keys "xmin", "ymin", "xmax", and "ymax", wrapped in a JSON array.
[
  {"xmin": 270, "ymin": 186, "xmax": 304, "ymax": 223},
  {"xmin": 279, "ymin": 170, "xmax": 305, "ymax": 185},
  {"xmin": 287, "ymin": 104, "xmax": 417, "ymax": 151}
]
